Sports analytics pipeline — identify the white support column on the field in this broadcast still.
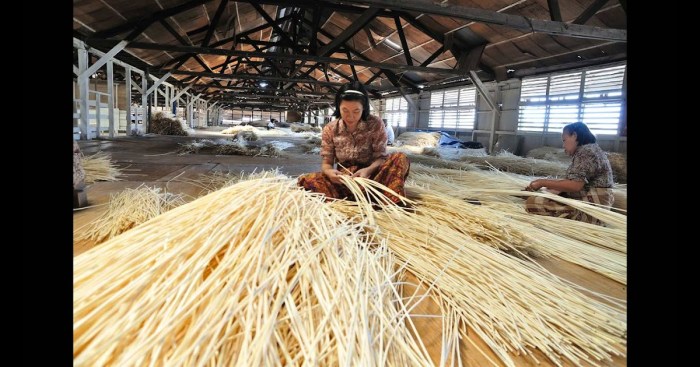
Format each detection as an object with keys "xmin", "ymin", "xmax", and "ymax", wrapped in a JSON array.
[
  {"xmin": 146, "ymin": 72, "xmax": 172, "ymax": 96},
  {"xmin": 131, "ymin": 77, "xmax": 143, "ymax": 94},
  {"xmin": 171, "ymin": 87, "xmax": 177, "ymax": 115},
  {"xmin": 164, "ymin": 85, "xmax": 170, "ymax": 113},
  {"xmin": 470, "ymin": 71, "xmax": 500, "ymax": 153},
  {"xmin": 95, "ymin": 89, "xmax": 101, "ymax": 139},
  {"xmin": 107, "ymin": 61, "xmax": 115, "ymax": 138},
  {"xmin": 413, "ymin": 94, "xmax": 420, "ymax": 130},
  {"xmin": 187, "ymin": 96, "xmax": 193, "ymax": 128},
  {"xmin": 78, "ymin": 47, "xmax": 90, "ymax": 140},
  {"xmin": 207, "ymin": 102, "xmax": 219, "ymax": 126},
  {"xmin": 125, "ymin": 67, "xmax": 132, "ymax": 134},
  {"xmin": 153, "ymin": 86, "xmax": 157, "ymax": 113},
  {"xmin": 78, "ymin": 41, "xmax": 128, "ymax": 82},
  {"xmin": 141, "ymin": 72, "xmax": 148, "ymax": 133}
]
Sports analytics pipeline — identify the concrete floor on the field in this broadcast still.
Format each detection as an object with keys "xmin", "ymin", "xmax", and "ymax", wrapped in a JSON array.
[
  {"xmin": 73, "ymin": 128, "xmax": 626, "ymax": 366},
  {"xmin": 74, "ymin": 128, "xmax": 321, "ymax": 255}
]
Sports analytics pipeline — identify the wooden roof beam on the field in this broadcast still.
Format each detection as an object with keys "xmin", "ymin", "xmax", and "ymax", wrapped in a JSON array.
[
  {"xmin": 87, "ymin": 39, "xmax": 470, "ymax": 75},
  {"xmin": 547, "ymin": 0, "xmax": 563, "ymax": 22},
  {"xmin": 394, "ymin": 16, "xmax": 413, "ymax": 66},
  {"xmin": 572, "ymin": 0, "xmax": 609, "ymax": 25},
  {"xmin": 94, "ymin": 0, "xmax": 213, "ymax": 39},
  {"xmin": 317, "ymin": 7, "xmax": 380, "ymax": 56},
  {"xmin": 202, "ymin": 0, "xmax": 229, "ymax": 47},
  {"xmin": 333, "ymin": 0, "xmax": 626, "ymax": 42}
]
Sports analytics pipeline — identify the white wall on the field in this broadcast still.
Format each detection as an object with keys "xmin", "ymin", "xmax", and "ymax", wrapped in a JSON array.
[{"xmin": 384, "ymin": 75, "xmax": 626, "ymax": 155}]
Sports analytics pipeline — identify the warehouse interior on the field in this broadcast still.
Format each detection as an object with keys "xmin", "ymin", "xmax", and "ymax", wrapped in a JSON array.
[{"xmin": 70, "ymin": 1, "xmax": 633, "ymax": 366}]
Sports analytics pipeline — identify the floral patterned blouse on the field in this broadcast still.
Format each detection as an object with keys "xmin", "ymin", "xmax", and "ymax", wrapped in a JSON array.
[{"xmin": 565, "ymin": 143, "xmax": 614, "ymax": 189}]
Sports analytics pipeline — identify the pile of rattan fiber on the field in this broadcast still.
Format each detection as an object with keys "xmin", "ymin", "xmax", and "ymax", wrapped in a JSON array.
[{"xmin": 74, "ymin": 173, "xmax": 626, "ymax": 367}]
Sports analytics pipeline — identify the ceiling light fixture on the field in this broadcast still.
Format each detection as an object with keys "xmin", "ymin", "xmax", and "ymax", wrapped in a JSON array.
[{"xmin": 384, "ymin": 38, "xmax": 400, "ymax": 51}]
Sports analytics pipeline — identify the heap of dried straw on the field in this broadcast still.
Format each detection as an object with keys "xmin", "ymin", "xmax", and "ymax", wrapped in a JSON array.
[
  {"xmin": 606, "ymin": 152, "xmax": 627, "ymax": 184},
  {"xmin": 394, "ymin": 132, "xmax": 442, "ymax": 147},
  {"xmin": 221, "ymin": 125, "xmax": 258, "ymax": 135},
  {"xmin": 82, "ymin": 152, "xmax": 123, "ymax": 183},
  {"xmin": 74, "ymin": 185, "xmax": 185, "ymax": 245},
  {"xmin": 150, "ymin": 112, "xmax": 188, "ymax": 136}
]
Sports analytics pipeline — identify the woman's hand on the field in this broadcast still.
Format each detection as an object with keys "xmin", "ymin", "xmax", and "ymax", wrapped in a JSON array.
[
  {"xmin": 324, "ymin": 169, "xmax": 346, "ymax": 184},
  {"xmin": 525, "ymin": 179, "xmax": 544, "ymax": 191},
  {"xmin": 352, "ymin": 167, "xmax": 373, "ymax": 179}
]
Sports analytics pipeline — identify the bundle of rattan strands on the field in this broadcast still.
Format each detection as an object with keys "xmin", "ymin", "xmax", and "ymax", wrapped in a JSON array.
[
  {"xmin": 394, "ymin": 131, "xmax": 442, "ymax": 147},
  {"xmin": 458, "ymin": 153, "xmax": 568, "ymax": 177},
  {"xmin": 177, "ymin": 169, "xmax": 286, "ymax": 196},
  {"xmin": 74, "ymin": 177, "xmax": 440, "ymax": 367},
  {"xmin": 74, "ymin": 185, "xmax": 186, "ymax": 245},
  {"xmin": 405, "ymin": 165, "xmax": 627, "ymax": 283},
  {"xmin": 403, "ymin": 153, "xmax": 479, "ymax": 171},
  {"xmin": 82, "ymin": 151, "xmax": 123, "ymax": 183},
  {"xmin": 330, "ymin": 177, "xmax": 626, "ymax": 367}
]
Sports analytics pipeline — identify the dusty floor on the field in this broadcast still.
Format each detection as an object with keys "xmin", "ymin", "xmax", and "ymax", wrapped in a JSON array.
[
  {"xmin": 74, "ymin": 129, "xmax": 321, "ymax": 252},
  {"xmin": 73, "ymin": 128, "xmax": 626, "ymax": 367}
]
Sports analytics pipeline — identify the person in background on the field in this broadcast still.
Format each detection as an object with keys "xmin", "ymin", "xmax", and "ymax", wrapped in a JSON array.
[
  {"xmin": 524, "ymin": 122, "xmax": 614, "ymax": 225},
  {"xmin": 297, "ymin": 81, "xmax": 410, "ymax": 206},
  {"xmin": 383, "ymin": 118, "xmax": 395, "ymax": 146},
  {"xmin": 267, "ymin": 119, "xmax": 276, "ymax": 130}
]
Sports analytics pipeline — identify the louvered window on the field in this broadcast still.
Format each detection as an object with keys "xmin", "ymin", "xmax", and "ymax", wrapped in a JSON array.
[
  {"xmin": 428, "ymin": 87, "xmax": 476, "ymax": 129},
  {"xmin": 518, "ymin": 64, "xmax": 626, "ymax": 135},
  {"xmin": 383, "ymin": 96, "xmax": 408, "ymax": 127}
]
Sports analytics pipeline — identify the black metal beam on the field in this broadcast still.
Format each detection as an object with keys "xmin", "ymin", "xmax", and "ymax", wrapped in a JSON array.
[
  {"xmin": 207, "ymin": 101, "xmax": 290, "ymax": 110},
  {"xmin": 572, "ymin": 0, "xmax": 609, "ymax": 25},
  {"xmin": 300, "ymin": 19, "xmax": 420, "ymax": 91},
  {"xmin": 546, "ymin": 0, "xmax": 563, "ymax": 22},
  {"xmin": 317, "ymin": 7, "xmax": 381, "ymax": 56},
  {"xmin": 363, "ymin": 27, "xmax": 377, "ymax": 48},
  {"xmin": 86, "ymin": 39, "xmax": 469, "ymax": 75},
  {"xmin": 478, "ymin": 62, "xmax": 495, "ymax": 80},
  {"xmin": 383, "ymin": 69, "xmax": 401, "ymax": 88},
  {"xmin": 217, "ymin": 39, "xmax": 239, "ymax": 75},
  {"xmin": 365, "ymin": 69, "xmax": 383, "ymax": 84},
  {"xmin": 194, "ymin": 55, "xmax": 216, "ymax": 74},
  {"xmin": 419, "ymin": 45, "xmax": 444, "ymax": 67},
  {"xmin": 323, "ymin": 63, "xmax": 331, "ymax": 82},
  {"xmin": 394, "ymin": 15, "xmax": 413, "ymax": 66},
  {"xmin": 284, "ymin": 62, "xmax": 322, "ymax": 89},
  {"xmin": 216, "ymin": 94, "xmax": 333, "ymax": 103},
  {"xmin": 205, "ymin": 84, "xmax": 330, "ymax": 96},
  {"xmin": 235, "ymin": 0, "xmax": 393, "ymax": 16},
  {"xmin": 94, "ymin": 0, "xmax": 213, "ymax": 39},
  {"xmin": 346, "ymin": 50, "xmax": 358, "ymax": 80},
  {"xmin": 392, "ymin": 11, "xmax": 444, "ymax": 43},
  {"xmin": 230, "ymin": 14, "xmax": 296, "ymax": 41},
  {"xmin": 332, "ymin": 0, "xmax": 626, "ymax": 42},
  {"xmin": 202, "ymin": 0, "xmax": 229, "ymax": 47},
  {"xmin": 244, "ymin": 36, "xmax": 286, "ymax": 77},
  {"xmin": 163, "ymin": 69, "xmax": 362, "ymax": 88},
  {"xmin": 249, "ymin": 2, "xmax": 300, "ymax": 52},
  {"xmin": 310, "ymin": 5, "xmax": 322, "ymax": 54},
  {"xmin": 160, "ymin": 19, "xmax": 191, "ymax": 46}
]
